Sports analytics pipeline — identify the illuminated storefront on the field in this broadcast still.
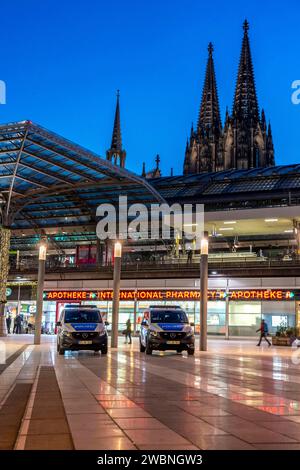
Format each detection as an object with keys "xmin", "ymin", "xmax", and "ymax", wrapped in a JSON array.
[
  {"xmin": 42, "ymin": 288, "xmax": 297, "ymax": 337},
  {"xmin": 5, "ymin": 285, "xmax": 297, "ymax": 337}
]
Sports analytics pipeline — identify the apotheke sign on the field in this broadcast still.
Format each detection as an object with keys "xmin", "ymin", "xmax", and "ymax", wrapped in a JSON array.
[{"xmin": 43, "ymin": 289, "xmax": 296, "ymax": 302}]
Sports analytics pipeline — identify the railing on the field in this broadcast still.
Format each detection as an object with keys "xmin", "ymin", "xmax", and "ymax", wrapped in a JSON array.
[{"xmin": 9, "ymin": 256, "xmax": 300, "ymax": 275}]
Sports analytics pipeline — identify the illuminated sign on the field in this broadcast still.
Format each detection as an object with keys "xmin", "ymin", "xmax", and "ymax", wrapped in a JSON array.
[
  {"xmin": 6, "ymin": 288, "xmax": 12, "ymax": 297},
  {"xmin": 43, "ymin": 289, "xmax": 295, "ymax": 302}
]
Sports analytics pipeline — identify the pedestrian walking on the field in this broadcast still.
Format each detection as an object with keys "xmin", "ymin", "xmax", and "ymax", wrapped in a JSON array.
[
  {"xmin": 6, "ymin": 314, "xmax": 12, "ymax": 334},
  {"xmin": 14, "ymin": 314, "xmax": 22, "ymax": 334},
  {"xmin": 125, "ymin": 318, "xmax": 132, "ymax": 344},
  {"xmin": 256, "ymin": 319, "xmax": 271, "ymax": 347}
]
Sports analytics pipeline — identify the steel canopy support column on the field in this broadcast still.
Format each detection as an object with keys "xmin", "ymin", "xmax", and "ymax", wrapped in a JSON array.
[
  {"xmin": 111, "ymin": 242, "xmax": 122, "ymax": 348},
  {"xmin": 200, "ymin": 231, "xmax": 208, "ymax": 351},
  {"xmin": 0, "ymin": 227, "xmax": 11, "ymax": 337}
]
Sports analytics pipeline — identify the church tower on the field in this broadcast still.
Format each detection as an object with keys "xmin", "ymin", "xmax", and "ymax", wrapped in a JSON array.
[
  {"xmin": 183, "ymin": 21, "xmax": 275, "ymax": 175},
  {"xmin": 106, "ymin": 90, "xmax": 126, "ymax": 168},
  {"xmin": 223, "ymin": 20, "xmax": 275, "ymax": 170},
  {"xmin": 184, "ymin": 43, "xmax": 223, "ymax": 174}
]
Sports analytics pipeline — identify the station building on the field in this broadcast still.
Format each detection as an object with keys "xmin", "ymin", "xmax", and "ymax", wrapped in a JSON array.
[{"xmin": 1, "ymin": 21, "xmax": 300, "ymax": 338}]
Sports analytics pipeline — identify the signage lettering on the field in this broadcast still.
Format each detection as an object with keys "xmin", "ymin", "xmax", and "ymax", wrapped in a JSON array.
[{"xmin": 43, "ymin": 289, "xmax": 295, "ymax": 302}]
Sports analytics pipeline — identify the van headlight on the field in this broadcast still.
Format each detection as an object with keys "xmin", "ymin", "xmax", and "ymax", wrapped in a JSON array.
[
  {"xmin": 150, "ymin": 330, "xmax": 159, "ymax": 337},
  {"xmin": 63, "ymin": 331, "xmax": 72, "ymax": 337},
  {"xmin": 99, "ymin": 330, "xmax": 107, "ymax": 336},
  {"xmin": 186, "ymin": 331, "xmax": 194, "ymax": 338}
]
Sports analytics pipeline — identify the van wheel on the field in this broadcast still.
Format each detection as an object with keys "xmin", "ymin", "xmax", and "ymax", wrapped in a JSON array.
[
  {"xmin": 146, "ymin": 341, "xmax": 153, "ymax": 355},
  {"xmin": 140, "ymin": 339, "xmax": 146, "ymax": 352},
  {"xmin": 58, "ymin": 345, "xmax": 65, "ymax": 355},
  {"xmin": 101, "ymin": 345, "xmax": 108, "ymax": 355},
  {"xmin": 188, "ymin": 349, "xmax": 195, "ymax": 356}
]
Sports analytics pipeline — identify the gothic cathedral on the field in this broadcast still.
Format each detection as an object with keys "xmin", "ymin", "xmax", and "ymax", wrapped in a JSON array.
[{"xmin": 183, "ymin": 20, "xmax": 275, "ymax": 175}]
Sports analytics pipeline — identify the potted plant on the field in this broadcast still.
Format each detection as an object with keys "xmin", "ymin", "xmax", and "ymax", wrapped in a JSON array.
[{"xmin": 272, "ymin": 324, "xmax": 299, "ymax": 346}]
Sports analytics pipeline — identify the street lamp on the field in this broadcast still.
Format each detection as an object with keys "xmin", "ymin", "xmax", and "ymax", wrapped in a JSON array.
[
  {"xmin": 34, "ymin": 241, "xmax": 47, "ymax": 345},
  {"xmin": 200, "ymin": 231, "xmax": 208, "ymax": 351},
  {"xmin": 111, "ymin": 241, "xmax": 122, "ymax": 348}
]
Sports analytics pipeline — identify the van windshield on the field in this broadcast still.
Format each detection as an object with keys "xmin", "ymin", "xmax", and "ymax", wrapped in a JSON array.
[
  {"xmin": 64, "ymin": 309, "xmax": 102, "ymax": 323},
  {"xmin": 150, "ymin": 309, "xmax": 188, "ymax": 323}
]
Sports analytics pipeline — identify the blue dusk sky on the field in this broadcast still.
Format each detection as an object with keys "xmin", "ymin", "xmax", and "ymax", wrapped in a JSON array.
[{"xmin": 0, "ymin": 0, "xmax": 299, "ymax": 176}]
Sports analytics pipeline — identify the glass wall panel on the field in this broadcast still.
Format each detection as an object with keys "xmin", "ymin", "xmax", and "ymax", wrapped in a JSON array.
[
  {"xmin": 207, "ymin": 301, "xmax": 226, "ymax": 335},
  {"xmin": 229, "ymin": 301, "xmax": 261, "ymax": 336},
  {"xmin": 262, "ymin": 301, "xmax": 295, "ymax": 334}
]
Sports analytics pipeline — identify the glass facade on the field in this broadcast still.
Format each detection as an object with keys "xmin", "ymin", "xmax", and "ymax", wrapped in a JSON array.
[
  {"xmin": 229, "ymin": 301, "xmax": 261, "ymax": 336},
  {"xmin": 6, "ymin": 295, "xmax": 297, "ymax": 338}
]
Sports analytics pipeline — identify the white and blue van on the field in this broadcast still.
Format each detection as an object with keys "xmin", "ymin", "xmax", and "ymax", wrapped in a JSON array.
[
  {"xmin": 56, "ymin": 305, "xmax": 108, "ymax": 355},
  {"xmin": 140, "ymin": 305, "xmax": 195, "ymax": 355}
]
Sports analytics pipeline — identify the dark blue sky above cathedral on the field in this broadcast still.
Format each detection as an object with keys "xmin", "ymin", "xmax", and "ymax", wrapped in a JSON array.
[{"xmin": 1, "ymin": 0, "xmax": 299, "ymax": 176}]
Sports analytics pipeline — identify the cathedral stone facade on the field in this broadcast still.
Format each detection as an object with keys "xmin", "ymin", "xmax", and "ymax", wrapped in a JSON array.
[{"xmin": 183, "ymin": 21, "xmax": 275, "ymax": 175}]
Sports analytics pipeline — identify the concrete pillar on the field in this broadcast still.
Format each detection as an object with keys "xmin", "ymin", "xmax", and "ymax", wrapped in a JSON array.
[
  {"xmin": 0, "ymin": 227, "xmax": 11, "ymax": 337},
  {"xmin": 200, "ymin": 231, "xmax": 208, "ymax": 351},
  {"xmin": 225, "ymin": 280, "xmax": 230, "ymax": 340},
  {"xmin": 133, "ymin": 296, "xmax": 138, "ymax": 336},
  {"xmin": 34, "ymin": 243, "xmax": 47, "ymax": 345},
  {"xmin": 111, "ymin": 242, "xmax": 122, "ymax": 348}
]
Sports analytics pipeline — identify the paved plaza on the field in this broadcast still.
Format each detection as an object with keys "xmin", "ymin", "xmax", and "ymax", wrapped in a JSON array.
[{"xmin": 1, "ymin": 336, "xmax": 300, "ymax": 450}]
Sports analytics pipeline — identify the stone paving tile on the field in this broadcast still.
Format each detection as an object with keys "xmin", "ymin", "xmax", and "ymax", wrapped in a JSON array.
[
  {"xmin": 114, "ymin": 417, "xmax": 169, "ymax": 429},
  {"xmin": 21, "ymin": 418, "xmax": 70, "ymax": 435},
  {"xmin": 285, "ymin": 416, "xmax": 300, "ymax": 423},
  {"xmin": 67, "ymin": 414, "xmax": 113, "ymax": 432},
  {"xmin": 254, "ymin": 443, "xmax": 300, "ymax": 450},
  {"xmin": 124, "ymin": 428, "xmax": 192, "ymax": 446},
  {"xmin": 167, "ymin": 420, "xmax": 228, "ymax": 436},
  {"xmin": 72, "ymin": 436, "xmax": 137, "ymax": 450},
  {"xmin": 99, "ymin": 400, "xmax": 140, "ymax": 409},
  {"xmin": 138, "ymin": 444, "xmax": 199, "ymax": 450},
  {"xmin": 188, "ymin": 435, "xmax": 256, "ymax": 450},
  {"xmin": 24, "ymin": 434, "xmax": 73, "ymax": 450},
  {"xmin": 259, "ymin": 420, "xmax": 300, "ymax": 440},
  {"xmin": 106, "ymin": 408, "xmax": 152, "ymax": 418}
]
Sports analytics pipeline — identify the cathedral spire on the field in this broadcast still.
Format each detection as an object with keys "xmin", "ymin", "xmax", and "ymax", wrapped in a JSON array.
[
  {"xmin": 198, "ymin": 42, "xmax": 221, "ymax": 131},
  {"xmin": 233, "ymin": 20, "xmax": 259, "ymax": 121},
  {"xmin": 106, "ymin": 90, "xmax": 126, "ymax": 168}
]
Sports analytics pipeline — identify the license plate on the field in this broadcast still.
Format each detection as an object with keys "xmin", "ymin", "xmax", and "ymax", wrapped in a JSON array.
[
  {"xmin": 79, "ymin": 340, "xmax": 92, "ymax": 345},
  {"xmin": 166, "ymin": 341, "xmax": 181, "ymax": 345}
]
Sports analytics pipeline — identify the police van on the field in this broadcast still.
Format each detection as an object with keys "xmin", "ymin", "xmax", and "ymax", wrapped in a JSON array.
[
  {"xmin": 139, "ymin": 305, "xmax": 195, "ymax": 355},
  {"xmin": 56, "ymin": 305, "xmax": 108, "ymax": 355}
]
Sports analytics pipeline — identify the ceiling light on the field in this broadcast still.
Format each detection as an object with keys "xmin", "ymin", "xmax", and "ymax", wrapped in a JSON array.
[
  {"xmin": 264, "ymin": 218, "xmax": 278, "ymax": 222},
  {"xmin": 284, "ymin": 229, "xmax": 293, "ymax": 233},
  {"xmin": 223, "ymin": 221, "xmax": 236, "ymax": 224},
  {"xmin": 219, "ymin": 227, "xmax": 234, "ymax": 231}
]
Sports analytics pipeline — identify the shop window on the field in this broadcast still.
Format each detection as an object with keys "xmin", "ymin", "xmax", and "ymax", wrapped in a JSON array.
[{"xmin": 229, "ymin": 301, "xmax": 261, "ymax": 336}]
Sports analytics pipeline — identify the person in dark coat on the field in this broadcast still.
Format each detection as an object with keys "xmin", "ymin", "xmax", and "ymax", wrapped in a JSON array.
[
  {"xmin": 256, "ymin": 319, "xmax": 271, "ymax": 347},
  {"xmin": 14, "ymin": 314, "xmax": 22, "ymax": 334},
  {"xmin": 6, "ymin": 314, "xmax": 12, "ymax": 334}
]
